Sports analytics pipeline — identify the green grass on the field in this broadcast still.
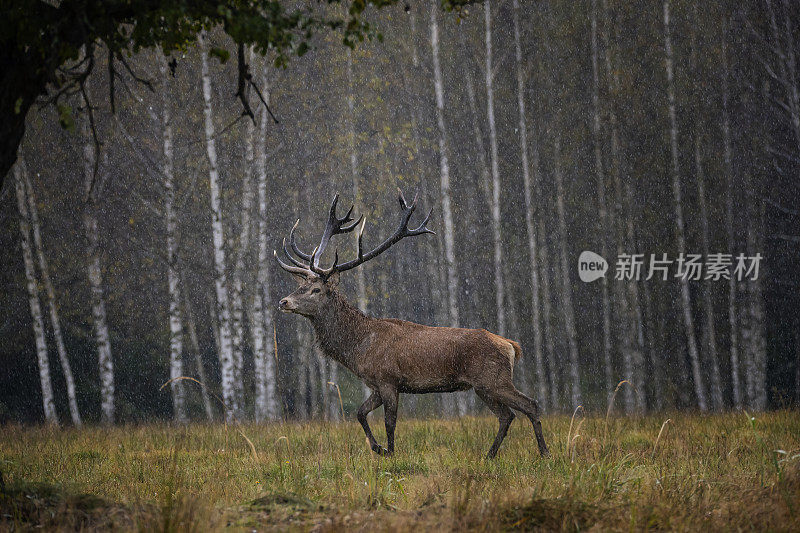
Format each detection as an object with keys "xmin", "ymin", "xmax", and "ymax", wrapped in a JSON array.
[{"xmin": 1, "ymin": 411, "xmax": 799, "ymax": 531}]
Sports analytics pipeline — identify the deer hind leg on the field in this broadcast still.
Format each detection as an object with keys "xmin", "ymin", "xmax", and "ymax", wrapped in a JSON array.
[
  {"xmin": 357, "ymin": 390, "xmax": 386, "ymax": 455},
  {"xmin": 491, "ymin": 387, "xmax": 550, "ymax": 457},
  {"xmin": 475, "ymin": 389, "xmax": 515, "ymax": 459},
  {"xmin": 379, "ymin": 384, "xmax": 399, "ymax": 455}
]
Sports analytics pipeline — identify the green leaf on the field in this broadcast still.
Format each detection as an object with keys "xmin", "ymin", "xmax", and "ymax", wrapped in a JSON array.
[
  {"xmin": 14, "ymin": 97, "xmax": 23, "ymax": 115},
  {"xmin": 297, "ymin": 42, "xmax": 309, "ymax": 57}
]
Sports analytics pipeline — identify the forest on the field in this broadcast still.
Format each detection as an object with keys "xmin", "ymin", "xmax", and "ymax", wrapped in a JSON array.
[{"xmin": 1, "ymin": 0, "xmax": 799, "ymax": 426}]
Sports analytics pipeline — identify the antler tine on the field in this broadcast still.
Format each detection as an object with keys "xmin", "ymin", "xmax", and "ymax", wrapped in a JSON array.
[
  {"xmin": 409, "ymin": 206, "xmax": 436, "ymax": 236},
  {"xmin": 313, "ymin": 194, "xmax": 361, "ymax": 268},
  {"xmin": 282, "ymin": 238, "xmax": 310, "ymax": 268},
  {"xmin": 310, "ymin": 248, "xmax": 339, "ymax": 277},
  {"xmin": 356, "ymin": 216, "xmax": 367, "ymax": 261},
  {"xmin": 335, "ymin": 189, "xmax": 434, "ymax": 273},
  {"xmin": 289, "ymin": 219, "xmax": 313, "ymax": 261},
  {"xmin": 274, "ymin": 249, "xmax": 312, "ymax": 276}
]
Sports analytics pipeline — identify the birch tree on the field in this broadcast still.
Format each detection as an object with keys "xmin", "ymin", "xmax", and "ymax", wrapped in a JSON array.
[
  {"xmin": 251, "ymin": 58, "xmax": 279, "ymax": 422},
  {"xmin": 200, "ymin": 30, "xmax": 237, "ymax": 420},
  {"xmin": 484, "ymin": 0, "xmax": 506, "ymax": 337},
  {"xmin": 590, "ymin": 0, "xmax": 614, "ymax": 397},
  {"xmin": 512, "ymin": 0, "xmax": 546, "ymax": 406},
  {"xmin": 82, "ymin": 108, "xmax": 115, "ymax": 424},
  {"xmin": 15, "ymin": 159, "xmax": 57, "ymax": 425},
  {"xmin": 554, "ymin": 136, "xmax": 581, "ymax": 408},
  {"xmin": 663, "ymin": 0, "xmax": 707, "ymax": 412},
  {"xmin": 429, "ymin": 0, "xmax": 460, "ymax": 332},
  {"xmin": 24, "ymin": 165, "xmax": 81, "ymax": 425},
  {"xmin": 161, "ymin": 53, "xmax": 187, "ymax": 423}
]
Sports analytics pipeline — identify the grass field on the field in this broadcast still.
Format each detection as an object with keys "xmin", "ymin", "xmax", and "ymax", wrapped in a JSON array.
[{"xmin": 1, "ymin": 410, "xmax": 799, "ymax": 531}]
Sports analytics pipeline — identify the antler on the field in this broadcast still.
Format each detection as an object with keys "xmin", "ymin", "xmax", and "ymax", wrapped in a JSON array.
[
  {"xmin": 275, "ymin": 190, "xmax": 433, "ymax": 279},
  {"xmin": 334, "ymin": 188, "xmax": 434, "ymax": 273}
]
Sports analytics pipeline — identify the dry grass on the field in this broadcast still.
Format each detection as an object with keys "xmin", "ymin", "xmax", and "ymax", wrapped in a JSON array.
[{"xmin": 1, "ymin": 411, "xmax": 798, "ymax": 531}]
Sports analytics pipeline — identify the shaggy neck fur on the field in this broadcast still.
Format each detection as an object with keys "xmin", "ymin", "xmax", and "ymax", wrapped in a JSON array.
[{"xmin": 309, "ymin": 290, "xmax": 372, "ymax": 373}]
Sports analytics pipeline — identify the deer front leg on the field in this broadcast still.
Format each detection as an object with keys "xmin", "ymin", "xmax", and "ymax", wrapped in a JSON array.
[
  {"xmin": 379, "ymin": 384, "xmax": 399, "ymax": 455},
  {"xmin": 357, "ymin": 390, "xmax": 386, "ymax": 455}
]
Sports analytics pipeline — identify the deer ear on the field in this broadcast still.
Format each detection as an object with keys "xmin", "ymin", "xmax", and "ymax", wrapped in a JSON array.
[{"xmin": 327, "ymin": 271, "xmax": 340, "ymax": 289}]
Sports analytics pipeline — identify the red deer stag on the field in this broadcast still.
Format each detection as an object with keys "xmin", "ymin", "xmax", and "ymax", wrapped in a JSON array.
[{"xmin": 275, "ymin": 191, "xmax": 549, "ymax": 459}]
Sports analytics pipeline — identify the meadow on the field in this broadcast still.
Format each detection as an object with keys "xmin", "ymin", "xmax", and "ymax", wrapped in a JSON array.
[{"xmin": 1, "ymin": 410, "xmax": 798, "ymax": 531}]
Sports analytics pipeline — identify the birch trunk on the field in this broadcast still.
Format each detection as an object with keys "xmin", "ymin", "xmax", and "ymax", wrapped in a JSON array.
[
  {"xmin": 252, "ymin": 59, "xmax": 279, "ymax": 422},
  {"xmin": 554, "ymin": 137, "xmax": 581, "ymax": 408},
  {"xmin": 538, "ymin": 210, "xmax": 559, "ymax": 410},
  {"xmin": 82, "ymin": 112, "xmax": 115, "ymax": 424},
  {"xmin": 484, "ymin": 0, "xmax": 506, "ymax": 337},
  {"xmin": 15, "ymin": 160, "xmax": 57, "ymax": 425},
  {"xmin": 512, "ymin": 0, "xmax": 545, "ymax": 404},
  {"xmin": 663, "ymin": 0, "xmax": 707, "ymax": 412},
  {"xmin": 604, "ymin": 0, "xmax": 634, "ymax": 411},
  {"xmin": 24, "ymin": 165, "xmax": 81, "ymax": 425},
  {"xmin": 429, "ymin": 0, "xmax": 460, "ymax": 331},
  {"xmin": 161, "ymin": 54, "xmax": 187, "ymax": 423},
  {"xmin": 231, "ymin": 48, "xmax": 256, "ymax": 416},
  {"xmin": 721, "ymin": 25, "xmax": 742, "ymax": 409},
  {"xmin": 590, "ymin": 0, "xmax": 614, "ymax": 397},
  {"xmin": 182, "ymin": 283, "xmax": 214, "ymax": 421},
  {"xmin": 200, "ymin": 31, "xmax": 236, "ymax": 420}
]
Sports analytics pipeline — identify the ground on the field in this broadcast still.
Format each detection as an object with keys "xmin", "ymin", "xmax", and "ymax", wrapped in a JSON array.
[{"xmin": 1, "ymin": 411, "xmax": 798, "ymax": 531}]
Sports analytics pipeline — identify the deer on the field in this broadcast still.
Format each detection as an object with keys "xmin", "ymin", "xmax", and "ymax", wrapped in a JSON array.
[{"xmin": 274, "ymin": 190, "xmax": 549, "ymax": 459}]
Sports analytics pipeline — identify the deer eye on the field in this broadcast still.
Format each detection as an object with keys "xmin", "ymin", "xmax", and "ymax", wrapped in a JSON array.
[{"xmin": 311, "ymin": 288, "xmax": 321, "ymax": 294}]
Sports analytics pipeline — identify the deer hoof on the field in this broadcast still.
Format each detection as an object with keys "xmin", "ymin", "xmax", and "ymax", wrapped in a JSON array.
[{"xmin": 371, "ymin": 444, "xmax": 390, "ymax": 456}]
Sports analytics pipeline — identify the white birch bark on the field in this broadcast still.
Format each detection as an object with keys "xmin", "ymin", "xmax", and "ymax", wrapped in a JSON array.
[
  {"xmin": 590, "ymin": 0, "xmax": 614, "ymax": 398},
  {"xmin": 231, "ymin": 49, "xmax": 256, "ymax": 416},
  {"xmin": 82, "ymin": 112, "xmax": 115, "ymax": 424},
  {"xmin": 24, "ymin": 165, "xmax": 81, "ymax": 425},
  {"xmin": 252, "ymin": 59, "xmax": 279, "ymax": 422},
  {"xmin": 429, "ymin": 0, "xmax": 460, "ymax": 331},
  {"xmin": 745, "ymin": 203, "xmax": 767, "ymax": 410},
  {"xmin": 200, "ymin": 30, "xmax": 236, "ymax": 420},
  {"xmin": 512, "ymin": 0, "xmax": 546, "ymax": 404},
  {"xmin": 554, "ymin": 137, "xmax": 581, "ymax": 408},
  {"xmin": 161, "ymin": 54, "xmax": 187, "ymax": 423},
  {"xmin": 539, "ymin": 225, "xmax": 559, "ymax": 411},
  {"xmin": 484, "ymin": 0, "xmax": 506, "ymax": 337},
  {"xmin": 663, "ymin": 0, "xmax": 708, "ymax": 412},
  {"xmin": 721, "ymin": 26, "xmax": 742, "ymax": 409},
  {"xmin": 15, "ymin": 160, "xmax": 58, "ymax": 425}
]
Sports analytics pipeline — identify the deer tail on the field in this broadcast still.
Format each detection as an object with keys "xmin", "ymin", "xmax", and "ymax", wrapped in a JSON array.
[{"xmin": 510, "ymin": 340, "xmax": 523, "ymax": 364}]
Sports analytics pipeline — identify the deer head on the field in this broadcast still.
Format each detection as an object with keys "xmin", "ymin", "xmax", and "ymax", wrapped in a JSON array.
[{"xmin": 275, "ymin": 189, "xmax": 434, "ymax": 318}]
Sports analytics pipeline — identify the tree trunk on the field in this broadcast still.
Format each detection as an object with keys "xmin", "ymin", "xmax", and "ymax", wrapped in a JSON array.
[
  {"xmin": 15, "ymin": 159, "xmax": 57, "ymax": 425},
  {"xmin": 82, "ymin": 111, "xmax": 115, "ymax": 424},
  {"xmin": 721, "ymin": 24, "xmax": 742, "ymax": 409},
  {"xmin": 590, "ymin": 0, "xmax": 614, "ymax": 398},
  {"xmin": 554, "ymin": 136, "xmax": 581, "ymax": 408},
  {"xmin": 484, "ymin": 0, "xmax": 506, "ymax": 338},
  {"xmin": 200, "ymin": 30, "xmax": 236, "ymax": 421},
  {"xmin": 252, "ymin": 58, "xmax": 279, "ymax": 422},
  {"xmin": 161, "ymin": 53, "xmax": 187, "ymax": 423},
  {"xmin": 231, "ymin": 49, "xmax": 256, "ymax": 417},
  {"xmin": 745, "ymin": 203, "xmax": 767, "ymax": 410},
  {"xmin": 23, "ymin": 164, "xmax": 81, "ymax": 425},
  {"xmin": 512, "ymin": 0, "xmax": 545, "ymax": 404},
  {"xmin": 429, "ymin": 0, "xmax": 460, "ymax": 332},
  {"xmin": 182, "ymin": 281, "xmax": 214, "ymax": 421},
  {"xmin": 663, "ymin": 0, "xmax": 707, "ymax": 412}
]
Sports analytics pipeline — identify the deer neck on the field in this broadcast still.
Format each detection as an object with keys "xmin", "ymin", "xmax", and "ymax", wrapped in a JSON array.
[{"xmin": 309, "ymin": 292, "xmax": 372, "ymax": 373}]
